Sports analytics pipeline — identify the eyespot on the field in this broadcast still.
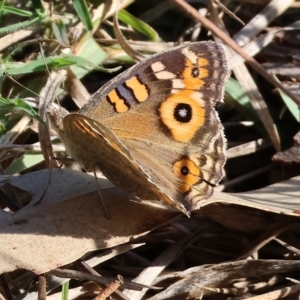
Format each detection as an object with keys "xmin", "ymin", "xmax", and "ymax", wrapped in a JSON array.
[
  {"xmin": 173, "ymin": 157, "xmax": 200, "ymax": 193},
  {"xmin": 159, "ymin": 92, "xmax": 205, "ymax": 142},
  {"xmin": 191, "ymin": 67, "xmax": 199, "ymax": 77},
  {"xmin": 182, "ymin": 58, "xmax": 209, "ymax": 90},
  {"xmin": 174, "ymin": 103, "xmax": 192, "ymax": 123}
]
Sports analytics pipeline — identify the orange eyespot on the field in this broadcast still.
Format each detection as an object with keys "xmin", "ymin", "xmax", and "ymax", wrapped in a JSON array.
[
  {"xmin": 173, "ymin": 158, "xmax": 200, "ymax": 193},
  {"xmin": 197, "ymin": 57, "xmax": 209, "ymax": 67},
  {"xmin": 159, "ymin": 92, "xmax": 205, "ymax": 142},
  {"xmin": 182, "ymin": 58, "xmax": 209, "ymax": 90}
]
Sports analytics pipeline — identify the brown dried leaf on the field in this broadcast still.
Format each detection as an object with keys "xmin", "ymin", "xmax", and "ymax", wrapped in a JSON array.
[
  {"xmin": 66, "ymin": 68, "xmax": 90, "ymax": 109},
  {"xmin": 0, "ymin": 169, "xmax": 179, "ymax": 274},
  {"xmin": 199, "ymin": 203, "xmax": 272, "ymax": 232},
  {"xmin": 2, "ymin": 168, "xmax": 299, "ymax": 276},
  {"xmin": 273, "ymin": 131, "xmax": 300, "ymax": 163},
  {"xmin": 205, "ymin": 175, "xmax": 300, "ymax": 217},
  {"xmin": 149, "ymin": 259, "xmax": 300, "ymax": 299}
]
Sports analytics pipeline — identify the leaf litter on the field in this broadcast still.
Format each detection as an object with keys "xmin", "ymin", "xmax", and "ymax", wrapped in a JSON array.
[
  {"xmin": 1, "ymin": 0, "xmax": 300, "ymax": 299},
  {"xmin": 1, "ymin": 168, "xmax": 300, "ymax": 299}
]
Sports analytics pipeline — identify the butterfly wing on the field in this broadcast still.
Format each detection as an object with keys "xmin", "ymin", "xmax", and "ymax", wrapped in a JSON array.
[
  {"xmin": 124, "ymin": 126, "xmax": 226, "ymax": 211},
  {"xmin": 64, "ymin": 42, "xmax": 229, "ymax": 213},
  {"xmin": 62, "ymin": 114, "xmax": 189, "ymax": 214}
]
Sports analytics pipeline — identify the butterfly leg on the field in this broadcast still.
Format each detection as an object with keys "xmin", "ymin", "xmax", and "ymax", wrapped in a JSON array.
[{"xmin": 93, "ymin": 170, "xmax": 110, "ymax": 219}]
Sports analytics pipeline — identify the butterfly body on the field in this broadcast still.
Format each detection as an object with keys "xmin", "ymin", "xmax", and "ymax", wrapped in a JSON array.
[{"xmin": 53, "ymin": 41, "xmax": 230, "ymax": 216}]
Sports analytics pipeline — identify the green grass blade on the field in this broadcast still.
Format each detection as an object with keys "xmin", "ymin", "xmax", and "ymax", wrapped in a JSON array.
[
  {"xmin": 2, "ymin": 5, "xmax": 33, "ymax": 17},
  {"xmin": 72, "ymin": 0, "xmax": 93, "ymax": 31},
  {"xmin": 225, "ymin": 78, "xmax": 267, "ymax": 136},
  {"xmin": 61, "ymin": 281, "xmax": 69, "ymax": 300},
  {"xmin": 225, "ymin": 78, "xmax": 260, "ymax": 122},
  {"xmin": 0, "ymin": 15, "xmax": 45, "ymax": 34},
  {"xmin": 0, "ymin": 0, "xmax": 6, "ymax": 14},
  {"xmin": 0, "ymin": 97, "xmax": 45, "ymax": 125},
  {"xmin": 5, "ymin": 153, "xmax": 45, "ymax": 175},
  {"xmin": 52, "ymin": 19, "xmax": 70, "ymax": 47},
  {"xmin": 1, "ymin": 56, "xmax": 82, "ymax": 75},
  {"xmin": 118, "ymin": 9, "xmax": 160, "ymax": 41},
  {"xmin": 69, "ymin": 38, "xmax": 108, "ymax": 78},
  {"xmin": 276, "ymin": 76, "xmax": 300, "ymax": 122}
]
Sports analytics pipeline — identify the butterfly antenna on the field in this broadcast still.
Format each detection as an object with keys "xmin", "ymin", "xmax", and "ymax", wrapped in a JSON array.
[
  {"xmin": 201, "ymin": 177, "xmax": 216, "ymax": 188},
  {"xmin": 38, "ymin": 41, "xmax": 62, "ymax": 109},
  {"xmin": 93, "ymin": 170, "xmax": 110, "ymax": 219}
]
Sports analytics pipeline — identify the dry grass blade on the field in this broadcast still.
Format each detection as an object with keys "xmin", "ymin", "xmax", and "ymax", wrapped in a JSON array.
[
  {"xmin": 0, "ymin": 116, "xmax": 31, "ymax": 159},
  {"xmin": 211, "ymin": 3, "xmax": 281, "ymax": 150},
  {"xmin": 123, "ymin": 228, "xmax": 203, "ymax": 299},
  {"xmin": 49, "ymin": 269, "xmax": 152, "ymax": 291},
  {"xmin": 211, "ymin": 0, "xmax": 245, "ymax": 25},
  {"xmin": 231, "ymin": 61, "xmax": 281, "ymax": 151},
  {"xmin": 212, "ymin": 1, "xmax": 284, "ymax": 151},
  {"xmin": 172, "ymin": 0, "xmax": 300, "ymax": 105},
  {"xmin": 274, "ymin": 238, "xmax": 300, "ymax": 256},
  {"xmin": 149, "ymin": 260, "xmax": 300, "ymax": 299},
  {"xmin": 0, "ymin": 30, "xmax": 35, "ymax": 52},
  {"xmin": 38, "ymin": 70, "xmax": 67, "ymax": 168},
  {"xmin": 210, "ymin": 174, "xmax": 300, "ymax": 216},
  {"xmin": 238, "ymin": 220, "xmax": 299, "ymax": 260},
  {"xmin": 227, "ymin": 139, "xmax": 271, "ymax": 159},
  {"xmin": 113, "ymin": 8, "xmax": 145, "ymax": 62},
  {"xmin": 233, "ymin": 0, "xmax": 295, "ymax": 46},
  {"xmin": 66, "ymin": 68, "xmax": 90, "ymax": 108},
  {"xmin": 84, "ymin": 244, "xmax": 146, "ymax": 267},
  {"xmin": 0, "ymin": 144, "xmax": 65, "ymax": 152},
  {"xmin": 94, "ymin": 275, "xmax": 124, "ymax": 300},
  {"xmin": 229, "ymin": 29, "xmax": 279, "ymax": 68},
  {"xmin": 245, "ymin": 283, "xmax": 300, "ymax": 300}
]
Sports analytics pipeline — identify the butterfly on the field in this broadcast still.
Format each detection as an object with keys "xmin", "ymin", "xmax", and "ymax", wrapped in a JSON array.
[{"xmin": 49, "ymin": 41, "xmax": 230, "ymax": 216}]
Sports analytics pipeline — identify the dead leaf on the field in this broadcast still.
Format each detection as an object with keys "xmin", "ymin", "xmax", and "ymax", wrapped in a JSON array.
[
  {"xmin": 204, "ymin": 175, "xmax": 300, "ymax": 217},
  {"xmin": 273, "ymin": 131, "xmax": 300, "ymax": 163},
  {"xmin": 149, "ymin": 259, "xmax": 300, "ymax": 299},
  {"xmin": 2, "ymin": 168, "xmax": 300, "ymax": 276},
  {"xmin": 0, "ymin": 169, "xmax": 179, "ymax": 274}
]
